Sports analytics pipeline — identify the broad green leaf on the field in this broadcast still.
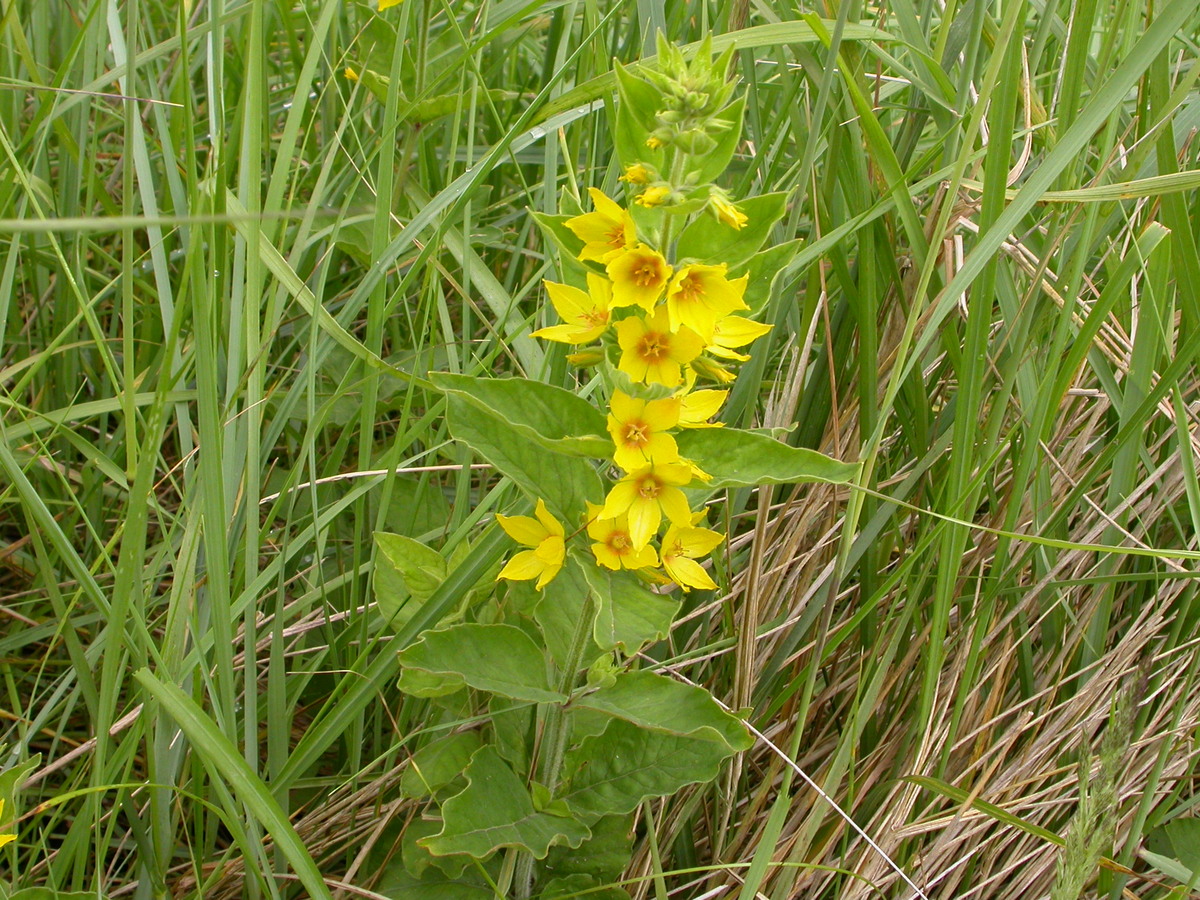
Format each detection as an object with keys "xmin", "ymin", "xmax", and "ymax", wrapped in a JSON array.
[
  {"xmin": 543, "ymin": 813, "xmax": 634, "ymax": 886},
  {"xmin": 1146, "ymin": 819, "xmax": 1200, "ymax": 878},
  {"xmin": 539, "ymin": 875, "xmax": 630, "ymax": 900},
  {"xmin": 397, "ymin": 623, "xmax": 565, "ymax": 703},
  {"xmin": 561, "ymin": 718, "xmax": 739, "ymax": 822},
  {"xmin": 676, "ymin": 428, "xmax": 857, "ymax": 488},
  {"xmin": 442, "ymin": 391, "xmax": 603, "ymax": 520},
  {"xmin": 400, "ymin": 732, "xmax": 483, "ymax": 799},
  {"xmin": 423, "ymin": 747, "xmax": 591, "ymax": 859},
  {"xmin": 382, "ymin": 477, "xmax": 453, "ymax": 538},
  {"xmin": 530, "ymin": 212, "xmax": 590, "ymax": 282},
  {"xmin": 687, "ymin": 96, "xmax": 746, "ymax": 184},
  {"xmin": 574, "ymin": 670, "xmax": 752, "ymax": 752},
  {"xmin": 490, "ymin": 694, "xmax": 535, "ymax": 774},
  {"xmin": 580, "ymin": 562, "xmax": 678, "ymax": 654},
  {"xmin": 613, "ymin": 62, "xmax": 665, "ymax": 171},
  {"xmin": 675, "ymin": 193, "xmax": 789, "ymax": 268},
  {"xmin": 432, "ymin": 374, "xmax": 609, "ymax": 458},
  {"xmin": 375, "ymin": 532, "xmax": 448, "ymax": 628},
  {"xmin": 735, "ymin": 239, "xmax": 804, "ymax": 314},
  {"xmin": 532, "ymin": 556, "xmax": 603, "ymax": 668}
]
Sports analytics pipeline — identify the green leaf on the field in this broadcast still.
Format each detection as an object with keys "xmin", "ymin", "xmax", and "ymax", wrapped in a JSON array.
[
  {"xmin": 530, "ymin": 212, "xmax": 590, "ymax": 281},
  {"xmin": 432, "ymin": 374, "xmax": 609, "ymax": 458},
  {"xmin": 423, "ymin": 747, "xmax": 591, "ymax": 859},
  {"xmin": 687, "ymin": 96, "xmax": 746, "ymax": 184},
  {"xmin": 543, "ymin": 813, "xmax": 634, "ymax": 887},
  {"xmin": 375, "ymin": 532, "xmax": 448, "ymax": 628},
  {"xmin": 579, "ymin": 562, "xmax": 679, "ymax": 654},
  {"xmin": 735, "ymin": 239, "xmax": 804, "ymax": 314},
  {"xmin": 9, "ymin": 892, "xmax": 103, "ymax": 900},
  {"xmin": 1145, "ymin": 819, "xmax": 1200, "ymax": 878},
  {"xmin": 539, "ymin": 875, "xmax": 630, "ymax": 900},
  {"xmin": 574, "ymin": 671, "xmax": 752, "ymax": 752},
  {"xmin": 675, "ymin": 193, "xmax": 789, "ymax": 268},
  {"xmin": 401, "ymin": 732, "xmax": 484, "ymax": 799},
  {"xmin": 677, "ymin": 428, "xmax": 857, "ymax": 488},
  {"xmin": 397, "ymin": 623, "xmax": 565, "ymax": 703},
  {"xmin": 532, "ymin": 557, "xmax": 603, "ymax": 668},
  {"xmin": 437, "ymin": 384, "xmax": 604, "ymax": 519},
  {"xmin": 490, "ymin": 694, "xmax": 535, "ymax": 774},
  {"xmin": 613, "ymin": 62, "xmax": 665, "ymax": 171},
  {"xmin": 561, "ymin": 718, "xmax": 740, "ymax": 823},
  {"xmin": 382, "ymin": 477, "xmax": 453, "ymax": 538}
]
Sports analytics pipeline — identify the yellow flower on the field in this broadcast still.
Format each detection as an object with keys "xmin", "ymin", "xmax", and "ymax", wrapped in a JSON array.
[
  {"xmin": 607, "ymin": 390, "xmax": 681, "ymax": 471},
  {"xmin": 646, "ymin": 136, "xmax": 665, "ymax": 149},
  {"xmin": 666, "ymin": 264, "xmax": 750, "ymax": 343},
  {"xmin": 635, "ymin": 185, "xmax": 671, "ymax": 208},
  {"xmin": 379, "ymin": 0, "xmax": 403, "ymax": 9},
  {"xmin": 606, "ymin": 243, "xmax": 673, "ymax": 312},
  {"xmin": 0, "ymin": 799, "xmax": 15, "ymax": 850},
  {"xmin": 586, "ymin": 503, "xmax": 659, "ymax": 571},
  {"xmin": 565, "ymin": 188, "xmax": 637, "ymax": 263},
  {"xmin": 601, "ymin": 462, "xmax": 694, "ymax": 549},
  {"xmin": 661, "ymin": 520, "xmax": 725, "ymax": 591},
  {"xmin": 344, "ymin": 67, "xmax": 360, "ymax": 82},
  {"xmin": 710, "ymin": 194, "xmax": 748, "ymax": 229},
  {"xmin": 616, "ymin": 308, "xmax": 705, "ymax": 388},
  {"xmin": 530, "ymin": 273, "xmax": 611, "ymax": 344},
  {"xmin": 496, "ymin": 499, "xmax": 565, "ymax": 590},
  {"xmin": 677, "ymin": 389, "xmax": 727, "ymax": 427},
  {"xmin": 707, "ymin": 315, "xmax": 773, "ymax": 361},
  {"xmin": 619, "ymin": 164, "xmax": 652, "ymax": 185}
]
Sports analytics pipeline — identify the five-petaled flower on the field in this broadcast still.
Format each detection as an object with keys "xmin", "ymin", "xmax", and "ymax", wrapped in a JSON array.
[
  {"xmin": 606, "ymin": 243, "xmax": 673, "ymax": 312},
  {"xmin": 531, "ymin": 273, "xmax": 611, "ymax": 344},
  {"xmin": 615, "ymin": 308, "xmax": 704, "ymax": 388},
  {"xmin": 661, "ymin": 518, "xmax": 725, "ymax": 591},
  {"xmin": 606, "ymin": 390, "xmax": 682, "ymax": 471},
  {"xmin": 565, "ymin": 188, "xmax": 637, "ymax": 263},
  {"xmin": 666, "ymin": 264, "xmax": 749, "ymax": 343},
  {"xmin": 496, "ymin": 499, "xmax": 565, "ymax": 590},
  {"xmin": 601, "ymin": 462, "xmax": 694, "ymax": 549},
  {"xmin": 586, "ymin": 503, "xmax": 659, "ymax": 571}
]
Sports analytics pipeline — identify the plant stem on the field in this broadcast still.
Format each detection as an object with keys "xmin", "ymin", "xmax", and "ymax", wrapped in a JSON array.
[{"xmin": 513, "ymin": 593, "xmax": 596, "ymax": 899}]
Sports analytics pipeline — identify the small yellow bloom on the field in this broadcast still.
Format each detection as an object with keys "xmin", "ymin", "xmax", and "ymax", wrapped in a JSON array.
[
  {"xmin": 607, "ymin": 390, "xmax": 681, "ymax": 471},
  {"xmin": 666, "ymin": 264, "xmax": 750, "ymax": 343},
  {"xmin": 530, "ymin": 273, "xmax": 611, "ymax": 344},
  {"xmin": 646, "ymin": 136, "xmax": 665, "ymax": 149},
  {"xmin": 0, "ymin": 799, "xmax": 15, "ymax": 851},
  {"xmin": 496, "ymin": 499, "xmax": 565, "ymax": 591},
  {"xmin": 601, "ymin": 463, "xmax": 695, "ymax": 549},
  {"xmin": 707, "ymin": 315, "xmax": 773, "ymax": 361},
  {"xmin": 677, "ymin": 389, "xmax": 727, "ymax": 427},
  {"xmin": 586, "ymin": 503, "xmax": 659, "ymax": 571},
  {"xmin": 606, "ymin": 244, "xmax": 673, "ymax": 312},
  {"xmin": 565, "ymin": 188, "xmax": 638, "ymax": 263},
  {"xmin": 710, "ymin": 194, "xmax": 748, "ymax": 230},
  {"xmin": 344, "ymin": 67, "xmax": 360, "ymax": 82},
  {"xmin": 619, "ymin": 164, "xmax": 652, "ymax": 185},
  {"xmin": 616, "ymin": 308, "xmax": 705, "ymax": 388},
  {"xmin": 635, "ymin": 185, "xmax": 671, "ymax": 208},
  {"xmin": 661, "ymin": 521, "xmax": 725, "ymax": 591},
  {"xmin": 379, "ymin": 0, "xmax": 403, "ymax": 9}
]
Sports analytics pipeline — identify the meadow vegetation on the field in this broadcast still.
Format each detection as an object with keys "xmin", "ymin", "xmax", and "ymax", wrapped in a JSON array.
[{"xmin": 2, "ymin": 0, "xmax": 1200, "ymax": 898}]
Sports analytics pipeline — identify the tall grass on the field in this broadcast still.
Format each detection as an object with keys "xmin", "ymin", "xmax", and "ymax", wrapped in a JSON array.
[{"xmin": 2, "ymin": 0, "xmax": 1200, "ymax": 897}]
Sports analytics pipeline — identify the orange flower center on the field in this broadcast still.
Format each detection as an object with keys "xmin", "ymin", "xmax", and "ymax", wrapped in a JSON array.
[
  {"xmin": 606, "ymin": 225, "xmax": 626, "ymax": 249},
  {"xmin": 677, "ymin": 274, "xmax": 705, "ymax": 303},
  {"xmin": 633, "ymin": 260, "xmax": 662, "ymax": 287},
  {"xmin": 622, "ymin": 421, "xmax": 650, "ymax": 447},
  {"xmin": 607, "ymin": 532, "xmax": 632, "ymax": 554},
  {"xmin": 582, "ymin": 308, "xmax": 608, "ymax": 327},
  {"xmin": 637, "ymin": 332, "xmax": 668, "ymax": 361},
  {"xmin": 636, "ymin": 474, "xmax": 662, "ymax": 499}
]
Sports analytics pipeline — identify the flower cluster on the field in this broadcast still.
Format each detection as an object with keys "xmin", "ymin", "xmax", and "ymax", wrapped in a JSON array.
[{"xmin": 497, "ymin": 38, "xmax": 771, "ymax": 594}]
